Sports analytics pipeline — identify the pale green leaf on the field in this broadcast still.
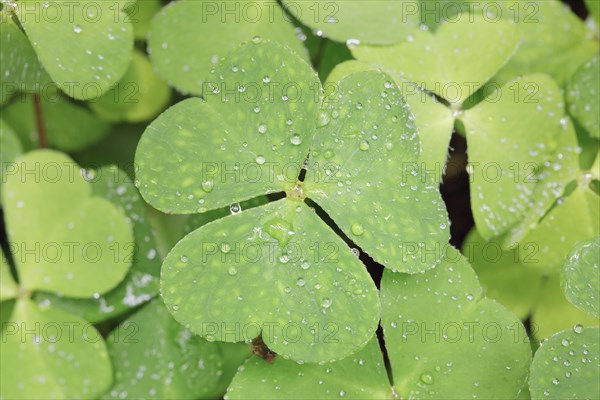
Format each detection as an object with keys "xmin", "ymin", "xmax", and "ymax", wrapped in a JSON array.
[
  {"xmin": 561, "ymin": 237, "xmax": 600, "ymax": 318},
  {"xmin": 35, "ymin": 165, "xmax": 160, "ymax": 323},
  {"xmin": 529, "ymin": 326, "xmax": 600, "ymax": 400},
  {"xmin": 0, "ymin": 299, "xmax": 112, "ymax": 399},
  {"xmin": 104, "ymin": 299, "xmax": 225, "ymax": 400},
  {"xmin": 128, "ymin": 0, "xmax": 160, "ymax": 40},
  {"xmin": 147, "ymin": 0, "xmax": 307, "ymax": 95},
  {"xmin": 305, "ymin": 72, "xmax": 449, "ymax": 273},
  {"xmin": 281, "ymin": 0, "xmax": 420, "ymax": 45},
  {"xmin": 89, "ymin": 50, "xmax": 170, "ymax": 123},
  {"xmin": 2, "ymin": 150, "xmax": 133, "ymax": 297},
  {"xmin": 2, "ymin": 93, "xmax": 111, "ymax": 152},
  {"xmin": 0, "ymin": 248, "xmax": 18, "ymax": 301},
  {"xmin": 161, "ymin": 198, "xmax": 380, "ymax": 363},
  {"xmin": 135, "ymin": 41, "xmax": 319, "ymax": 214},
  {"xmin": 226, "ymin": 338, "xmax": 391, "ymax": 399},
  {"xmin": 381, "ymin": 247, "xmax": 531, "ymax": 399},
  {"xmin": 14, "ymin": 0, "xmax": 134, "ymax": 100},
  {"xmin": 0, "ymin": 17, "xmax": 51, "ymax": 103},
  {"xmin": 532, "ymin": 275, "xmax": 599, "ymax": 341},
  {"xmin": 462, "ymin": 74, "xmax": 565, "ymax": 239},
  {"xmin": 463, "ymin": 229, "xmax": 544, "ymax": 320},
  {"xmin": 567, "ymin": 56, "xmax": 600, "ymax": 139},
  {"xmin": 586, "ymin": 0, "xmax": 600, "ymax": 25},
  {"xmin": 352, "ymin": 15, "xmax": 519, "ymax": 105}
]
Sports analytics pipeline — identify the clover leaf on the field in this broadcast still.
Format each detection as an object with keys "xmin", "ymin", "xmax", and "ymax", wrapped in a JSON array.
[
  {"xmin": 281, "ymin": 0, "xmax": 420, "ymax": 45},
  {"xmin": 226, "ymin": 247, "xmax": 531, "ymax": 399},
  {"xmin": 463, "ymin": 229, "xmax": 599, "ymax": 340},
  {"xmin": 352, "ymin": 15, "xmax": 519, "ymax": 106},
  {"xmin": 529, "ymin": 326, "xmax": 600, "ymax": 399},
  {"xmin": 8, "ymin": 0, "xmax": 134, "ymax": 100},
  {"xmin": 0, "ymin": 248, "xmax": 18, "ymax": 301},
  {"xmin": 3, "ymin": 150, "xmax": 133, "ymax": 297},
  {"xmin": 136, "ymin": 40, "xmax": 449, "ymax": 362},
  {"xmin": 561, "ymin": 237, "xmax": 600, "ymax": 318},
  {"xmin": 36, "ymin": 165, "xmax": 160, "ymax": 323},
  {"xmin": 89, "ymin": 50, "xmax": 171, "ymax": 123},
  {"xmin": 0, "ymin": 118, "xmax": 22, "ymax": 203},
  {"xmin": 103, "ymin": 299, "xmax": 227, "ymax": 400},
  {"xmin": 147, "ymin": 0, "xmax": 307, "ymax": 95},
  {"xmin": 0, "ymin": 298, "xmax": 113, "ymax": 399},
  {"xmin": 0, "ymin": 17, "xmax": 51, "ymax": 103},
  {"xmin": 567, "ymin": 56, "xmax": 600, "ymax": 139}
]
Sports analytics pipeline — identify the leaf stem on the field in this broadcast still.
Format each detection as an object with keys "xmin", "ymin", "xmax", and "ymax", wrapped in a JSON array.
[{"xmin": 33, "ymin": 94, "xmax": 47, "ymax": 148}]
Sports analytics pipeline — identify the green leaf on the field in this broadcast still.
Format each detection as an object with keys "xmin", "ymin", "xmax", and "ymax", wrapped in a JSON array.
[
  {"xmin": 0, "ymin": 298, "xmax": 112, "ymax": 399},
  {"xmin": 2, "ymin": 93, "xmax": 111, "ymax": 152},
  {"xmin": 226, "ymin": 338, "xmax": 391, "ymax": 399},
  {"xmin": 104, "ymin": 299, "xmax": 225, "ymax": 399},
  {"xmin": 586, "ymin": 0, "xmax": 600, "ymax": 25},
  {"xmin": 136, "ymin": 40, "xmax": 320, "ymax": 214},
  {"xmin": 0, "ymin": 17, "xmax": 51, "ymax": 103},
  {"xmin": 325, "ymin": 60, "xmax": 454, "ymax": 185},
  {"xmin": 2, "ymin": 150, "xmax": 133, "ymax": 298},
  {"xmin": 147, "ymin": 0, "xmax": 307, "ymax": 95},
  {"xmin": 281, "ymin": 0, "xmax": 420, "ymax": 45},
  {"xmin": 0, "ymin": 118, "xmax": 23, "ymax": 204},
  {"xmin": 462, "ymin": 74, "xmax": 565, "ymax": 239},
  {"xmin": 128, "ymin": 0, "xmax": 161, "ymax": 41},
  {"xmin": 14, "ymin": 0, "xmax": 134, "ymax": 100},
  {"xmin": 532, "ymin": 275, "xmax": 599, "ymax": 341},
  {"xmin": 463, "ymin": 229, "xmax": 544, "ymax": 320},
  {"xmin": 486, "ymin": 0, "xmax": 599, "ymax": 87},
  {"xmin": 352, "ymin": 15, "xmax": 519, "ymax": 105},
  {"xmin": 381, "ymin": 247, "xmax": 531, "ymax": 399},
  {"xmin": 0, "ymin": 248, "xmax": 18, "ymax": 301},
  {"xmin": 305, "ymin": 72, "xmax": 449, "ymax": 273},
  {"xmin": 89, "ymin": 50, "xmax": 170, "ymax": 123},
  {"xmin": 518, "ymin": 186, "xmax": 600, "ymax": 272},
  {"xmin": 35, "ymin": 165, "xmax": 160, "ymax": 323},
  {"xmin": 561, "ymin": 237, "xmax": 600, "ymax": 318},
  {"xmin": 567, "ymin": 56, "xmax": 600, "ymax": 139},
  {"xmin": 161, "ymin": 198, "xmax": 380, "ymax": 363},
  {"xmin": 529, "ymin": 326, "xmax": 600, "ymax": 400}
]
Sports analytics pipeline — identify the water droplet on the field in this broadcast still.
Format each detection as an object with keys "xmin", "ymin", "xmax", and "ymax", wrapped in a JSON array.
[
  {"xmin": 318, "ymin": 111, "xmax": 330, "ymax": 127},
  {"xmin": 262, "ymin": 76, "xmax": 271, "ymax": 83},
  {"xmin": 351, "ymin": 223, "xmax": 364, "ymax": 236},
  {"xmin": 301, "ymin": 261, "xmax": 310, "ymax": 270},
  {"xmin": 323, "ymin": 149, "xmax": 334, "ymax": 159},
  {"xmin": 346, "ymin": 38, "xmax": 360, "ymax": 49},
  {"xmin": 420, "ymin": 372, "xmax": 434, "ymax": 385},
  {"xmin": 290, "ymin": 134, "xmax": 302, "ymax": 146},
  {"xmin": 263, "ymin": 218, "xmax": 295, "ymax": 247},
  {"xmin": 202, "ymin": 180, "xmax": 214, "ymax": 193},
  {"xmin": 296, "ymin": 278, "xmax": 306, "ymax": 287},
  {"xmin": 573, "ymin": 324, "xmax": 583, "ymax": 334},
  {"xmin": 73, "ymin": 24, "xmax": 82, "ymax": 34},
  {"xmin": 552, "ymin": 378, "xmax": 560, "ymax": 385},
  {"xmin": 561, "ymin": 338, "xmax": 570, "ymax": 346},
  {"xmin": 228, "ymin": 267, "xmax": 238, "ymax": 276},
  {"xmin": 221, "ymin": 243, "xmax": 232, "ymax": 253},
  {"xmin": 230, "ymin": 203, "xmax": 241, "ymax": 214},
  {"xmin": 180, "ymin": 255, "xmax": 189, "ymax": 263},
  {"xmin": 359, "ymin": 140, "xmax": 370, "ymax": 151},
  {"xmin": 256, "ymin": 155, "xmax": 266, "ymax": 165},
  {"xmin": 258, "ymin": 123, "xmax": 267, "ymax": 134},
  {"xmin": 322, "ymin": 298, "xmax": 332, "ymax": 308},
  {"xmin": 251, "ymin": 35, "xmax": 262, "ymax": 43}
]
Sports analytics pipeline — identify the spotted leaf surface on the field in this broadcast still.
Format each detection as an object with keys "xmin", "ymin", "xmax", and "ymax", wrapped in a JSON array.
[
  {"xmin": 305, "ymin": 72, "xmax": 449, "ymax": 273},
  {"xmin": 0, "ymin": 17, "xmax": 51, "ymax": 103},
  {"xmin": 13, "ymin": 0, "xmax": 133, "ymax": 100},
  {"xmin": 0, "ymin": 299, "xmax": 112, "ymax": 400},
  {"xmin": 161, "ymin": 198, "xmax": 380, "ymax": 363},
  {"xmin": 36, "ymin": 165, "xmax": 160, "ymax": 323},
  {"xmin": 381, "ymin": 247, "xmax": 531, "ymax": 399},
  {"xmin": 561, "ymin": 237, "xmax": 600, "ymax": 318},
  {"xmin": 104, "ymin": 299, "xmax": 225, "ymax": 399},
  {"xmin": 226, "ymin": 338, "xmax": 391, "ymax": 399},
  {"xmin": 135, "ymin": 41, "xmax": 319, "ymax": 214},
  {"xmin": 2, "ymin": 150, "xmax": 133, "ymax": 298},
  {"xmin": 148, "ymin": 0, "xmax": 306, "ymax": 95},
  {"xmin": 281, "ymin": 0, "xmax": 419, "ymax": 45},
  {"xmin": 462, "ymin": 74, "xmax": 565, "ymax": 239},
  {"xmin": 529, "ymin": 326, "xmax": 600, "ymax": 400},
  {"xmin": 89, "ymin": 50, "xmax": 171, "ymax": 123},
  {"xmin": 567, "ymin": 56, "xmax": 600, "ymax": 138},
  {"xmin": 352, "ymin": 15, "xmax": 519, "ymax": 105}
]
